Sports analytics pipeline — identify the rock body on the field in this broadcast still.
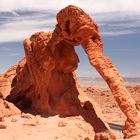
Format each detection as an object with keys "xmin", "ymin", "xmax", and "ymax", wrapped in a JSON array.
[
  {"xmin": 0, "ymin": 66, "xmax": 20, "ymax": 118},
  {"xmin": 0, "ymin": 65, "xmax": 17, "ymax": 99},
  {"xmin": 1, "ymin": 5, "xmax": 139, "ymax": 139},
  {"xmin": 6, "ymin": 32, "xmax": 115, "ymax": 140}
]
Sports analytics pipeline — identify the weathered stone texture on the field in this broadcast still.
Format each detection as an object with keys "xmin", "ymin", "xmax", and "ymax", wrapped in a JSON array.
[{"xmin": 0, "ymin": 5, "xmax": 139, "ymax": 139}]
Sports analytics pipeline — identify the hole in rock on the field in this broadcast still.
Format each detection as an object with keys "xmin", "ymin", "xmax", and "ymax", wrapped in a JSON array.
[
  {"xmin": 65, "ymin": 20, "xmax": 71, "ymax": 35},
  {"xmin": 37, "ymin": 94, "xmax": 40, "ymax": 99},
  {"xmin": 15, "ymin": 95, "xmax": 32, "ymax": 110},
  {"xmin": 74, "ymin": 46, "xmax": 107, "ymax": 88}
]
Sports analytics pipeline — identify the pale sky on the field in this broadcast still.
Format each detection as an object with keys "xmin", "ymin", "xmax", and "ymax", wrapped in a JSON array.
[{"xmin": 0, "ymin": 0, "xmax": 140, "ymax": 13}]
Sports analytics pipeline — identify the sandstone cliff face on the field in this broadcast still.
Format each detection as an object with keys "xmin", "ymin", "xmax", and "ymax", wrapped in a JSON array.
[
  {"xmin": 0, "ymin": 66, "xmax": 20, "ymax": 118},
  {"xmin": 0, "ymin": 65, "xmax": 17, "ymax": 99},
  {"xmin": 8, "ymin": 32, "xmax": 81, "ymax": 115},
  {"xmin": 0, "ymin": 5, "xmax": 140, "ymax": 140}
]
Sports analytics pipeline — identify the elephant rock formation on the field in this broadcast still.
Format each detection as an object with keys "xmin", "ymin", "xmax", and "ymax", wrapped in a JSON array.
[{"xmin": 1, "ymin": 5, "xmax": 140, "ymax": 140}]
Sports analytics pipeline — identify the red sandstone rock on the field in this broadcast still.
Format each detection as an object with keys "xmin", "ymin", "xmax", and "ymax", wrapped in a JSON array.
[
  {"xmin": 0, "ymin": 99, "xmax": 21, "ymax": 118},
  {"xmin": 0, "ymin": 122, "xmax": 7, "ymax": 129},
  {"xmin": 11, "ymin": 118, "xmax": 18, "ymax": 122},
  {"xmin": 0, "ymin": 116, "xmax": 4, "ymax": 122},
  {"xmin": 0, "ymin": 66, "xmax": 20, "ymax": 118},
  {"xmin": 21, "ymin": 113, "xmax": 34, "ymax": 119},
  {"xmin": 54, "ymin": 5, "xmax": 140, "ymax": 139},
  {"xmin": 7, "ymin": 30, "xmax": 115, "ymax": 140},
  {"xmin": 86, "ymin": 86, "xmax": 101, "ymax": 93},
  {"xmin": 0, "ymin": 65, "xmax": 17, "ymax": 99},
  {"xmin": 133, "ymin": 85, "xmax": 140, "ymax": 93},
  {"xmin": 136, "ymin": 100, "xmax": 140, "ymax": 111},
  {"xmin": 58, "ymin": 120, "xmax": 67, "ymax": 127},
  {"xmin": 0, "ymin": 5, "xmax": 139, "ymax": 140},
  {"xmin": 101, "ymin": 91, "xmax": 110, "ymax": 97}
]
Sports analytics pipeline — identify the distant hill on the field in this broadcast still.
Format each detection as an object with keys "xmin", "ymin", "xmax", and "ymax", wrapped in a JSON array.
[{"xmin": 78, "ymin": 77, "xmax": 140, "ymax": 87}]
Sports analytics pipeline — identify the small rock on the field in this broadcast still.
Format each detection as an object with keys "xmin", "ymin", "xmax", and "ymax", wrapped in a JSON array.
[
  {"xmin": 0, "ymin": 123, "xmax": 7, "ymax": 129},
  {"xmin": 84, "ymin": 137, "xmax": 90, "ymax": 140},
  {"xmin": 101, "ymin": 92, "xmax": 110, "ymax": 97},
  {"xmin": 0, "ymin": 116, "xmax": 4, "ymax": 122},
  {"xmin": 35, "ymin": 115, "xmax": 41, "ymax": 118},
  {"xmin": 23, "ymin": 122, "xmax": 37, "ymax": 126},
  {"xmin": 58, "ymin": 120, "xmax": 67, "ymax": 127},
  {"xmin": 0, "ymin": 92, "xmax": 4, "ymax": 99},
  {"xmin": 23, "ymin": 119, "xmax": 38, "ymax": 126},
  {"xmin": 11, "ymin": 118, "xmax": 18, "ymax": 122},
  {"xmin": 21, "ymin": 113, "xmax": 34, "ymax": 119}
]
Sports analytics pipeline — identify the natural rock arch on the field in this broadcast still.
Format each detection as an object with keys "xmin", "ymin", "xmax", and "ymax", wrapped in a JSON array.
[{"xmin": 7, "ymin": 5, "xmax": 140, "ymax": 139}]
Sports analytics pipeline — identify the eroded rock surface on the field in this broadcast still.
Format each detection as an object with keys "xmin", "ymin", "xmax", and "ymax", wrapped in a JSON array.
[
  {"xmin": 6, "ymin": 31, "xmax": 114, "ymax": 139},
  {"xmin": 0, "ymin": 66, "xmax": 20, "ymax": 118},
  {"xmin": 0, "ymin": 98, "xmax": 21, "ymax": 118},
  {"xmin": 0, "ymin": 65, "xmax": 17, "ymax": 99},
  {"xmin": 0, "ymin": 5, "xmax": 139, "ymax": 140}
]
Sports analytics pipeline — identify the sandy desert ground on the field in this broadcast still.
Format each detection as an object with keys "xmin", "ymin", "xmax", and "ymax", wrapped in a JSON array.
[{"xmin": 0, "ymin": 83, "xmax": 140, "ymax": 140}]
